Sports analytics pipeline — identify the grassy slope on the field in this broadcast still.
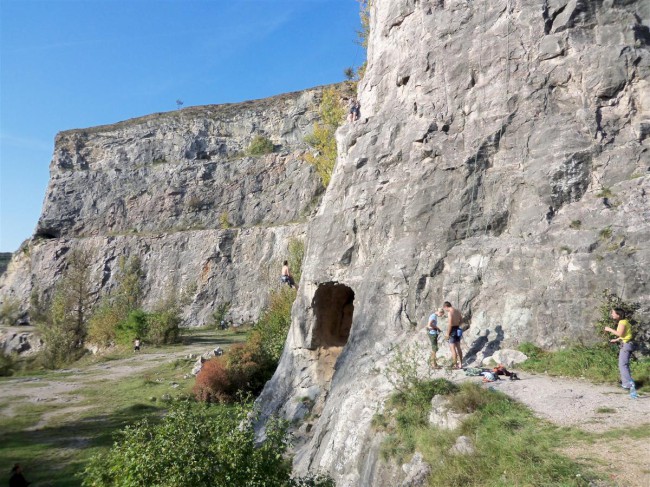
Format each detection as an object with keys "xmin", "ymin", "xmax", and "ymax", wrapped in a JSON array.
[{"xmin": 375, "ymin": 379, "xmax": 650, "ymax": 487}]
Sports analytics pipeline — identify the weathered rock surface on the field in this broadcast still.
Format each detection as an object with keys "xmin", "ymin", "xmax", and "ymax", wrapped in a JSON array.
[
  {"xmin": 0, "ymin": 327, "xmax": 42, "ymax": 355},
  {"xmin": 428, "ymin": 394, "xmax": 466, "ymax": 430},
  {"xmin": 0, "ymin": 86, "xmax": 344, "ymax": 325},
  {"xmin": 258, "ymin": 1, "xmax": 650, "ymax": 485},
  {"xmin": 483, "ymin": 348, "xmax": 528, "ymax": 367}
]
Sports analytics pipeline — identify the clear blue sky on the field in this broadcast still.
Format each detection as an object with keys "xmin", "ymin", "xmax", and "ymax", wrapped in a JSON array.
[{"xmin": 0, "ymin": 0, "xmax": 362, "ymax": 252}]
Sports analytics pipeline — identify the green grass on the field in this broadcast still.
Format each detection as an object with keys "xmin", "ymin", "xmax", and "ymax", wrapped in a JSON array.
[
  {"xmin": 375, "ymin": 380, "xmax": 596, "ymax": 486},
  {"xmin": 595, "ymin": 407, "xmax": 616, "ymax": 414},
  {"xmin": 0, "ymin": 329, "xmax": 244, "ymax": 487},
  {"xmin": 518, "ymin": 343, "xmax": 650, "ymax": 391}
]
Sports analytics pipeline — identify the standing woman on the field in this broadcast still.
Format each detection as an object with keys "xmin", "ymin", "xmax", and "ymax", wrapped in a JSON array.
[{"xmin": 604, "ymin": 307, "xmax": 635, "ymax": 390}]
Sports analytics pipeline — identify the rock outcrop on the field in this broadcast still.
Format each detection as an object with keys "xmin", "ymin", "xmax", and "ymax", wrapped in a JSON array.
[
  {"xmin": 258, "ymin": 1, "xmax": 650, "ymax": 485},
  {"xmin": 0, "ymin": 87, "xmax": 341, "ymax": 325}
]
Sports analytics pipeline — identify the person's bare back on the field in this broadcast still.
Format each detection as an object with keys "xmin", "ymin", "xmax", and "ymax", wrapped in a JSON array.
[{"xmin": 447, "ymin": 307, "xmax": 462, "ymax": 331}]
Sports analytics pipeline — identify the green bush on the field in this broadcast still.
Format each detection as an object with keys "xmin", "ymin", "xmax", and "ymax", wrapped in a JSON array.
[
  {"xmin": 287, "ymin": 238, "xmax": 305, "ymax": 284},
  {"xmin": 0, "ymin": 297, "xmax": 21, "ymax": 325},
  {"xmin": 87, "ymin": 303, "xmax": 123, "ymax": 346},
  {"xmin": 305, "ymin": 87, "xmax": 345, "ymax": 187},
  {"xmin": 0, "ymin": 352, "xmax": 18, "ymax": 377},
  {"xmin": 82, "ymin": 401, "xmax": 293, "ymax": 487},
  {"xmin": 146, "ymin": 308, "xmax": 181, "ymax": 346},
  {"xmin": 116, "ymin": 309, "xmax": 149, "ymax": 345},
  {"xmin": 247, "ymin": 135, "xmax": 275, "ymax": 156},
  {"xmin": 212, "ymin": 301, "xmax": 231, "ymax": 327},
  {"xmin": 254, "ymin": 287, "xmax": 295, "ymax": 363}
]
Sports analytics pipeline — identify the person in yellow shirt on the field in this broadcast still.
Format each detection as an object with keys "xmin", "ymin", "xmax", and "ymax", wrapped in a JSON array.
[{"xmin": 604, "ymin": 307, "xmax": 635, "ymax": 389}]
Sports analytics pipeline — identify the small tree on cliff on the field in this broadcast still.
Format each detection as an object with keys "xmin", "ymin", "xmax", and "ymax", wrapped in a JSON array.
[
  {"xmin": 304, "ymin": 87, "xmax": 345, "ymax": 186},
  {"xmin": 40, "ymin": 248, "xmax": 94, "ymax": 367},
  {"xmin": 88, "ymin": 256, "xmax": 144, "ymax": 346}
]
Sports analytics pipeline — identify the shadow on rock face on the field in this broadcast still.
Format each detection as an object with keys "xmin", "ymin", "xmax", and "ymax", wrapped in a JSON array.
[{"xmin": 464, "ymin": 325, "xmax": 504, "ymax": 365}]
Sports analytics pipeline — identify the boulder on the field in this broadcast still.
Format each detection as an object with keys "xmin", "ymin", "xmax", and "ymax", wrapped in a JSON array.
[
  {"xmin": 401, "ymin": 452, "xmax": 431, "ymax": 487},
  {"xmin": 484, "ymin": 349, "xmax": 529, "ymax": 368},
  {"xmin": 450, "ymin": 436, "xmax": 475, "ymax": 456},
  {"xmin": 428, "ymin": 395, "xmax": 466, "ymax": 430}
]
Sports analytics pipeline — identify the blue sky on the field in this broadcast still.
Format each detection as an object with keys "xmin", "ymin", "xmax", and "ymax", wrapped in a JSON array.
[{"xmin": 0, "ymin": 0, "xmax": 362, "ymax": 252}]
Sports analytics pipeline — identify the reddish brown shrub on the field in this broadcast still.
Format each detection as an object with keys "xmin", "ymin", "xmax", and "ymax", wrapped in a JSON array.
[
  {"xmin": 193, "ymin": 357, "xmax": 233, "ymax": 403},
  {"xmin": 194, "ymin": 337, "xmax": 276, "ymax": 403}
]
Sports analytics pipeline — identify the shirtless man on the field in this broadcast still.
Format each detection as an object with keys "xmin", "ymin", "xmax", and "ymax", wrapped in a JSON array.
[
  {"xmin": 443, "ymin": 301, "xmax": 463, "ymax": 369},
  {"xmin": 281, "ymin": 260, "xmax": 297, "ymax": 289}
]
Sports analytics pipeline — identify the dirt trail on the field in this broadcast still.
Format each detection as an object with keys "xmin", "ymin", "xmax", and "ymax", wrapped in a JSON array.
[{"xmin": 0, "ymin": 342, "xmax": 211, "ymax": 411}]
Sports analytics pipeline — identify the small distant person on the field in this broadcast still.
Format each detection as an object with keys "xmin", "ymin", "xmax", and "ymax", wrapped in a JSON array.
[
  {"xmin": 134, "ymin": 337, "xmax": 141, "ymax": 352},
  {"xmin": 443, "ymin": 301, "xmax": 463, "ymax": 369},
  {"xmin": 9, "ymin": 464, "xmax": 30, "ymax": 487},
  {"xmin": 425, "ymin": 308, "xmax": 444, "ymax": 368},
  {"xmin": 281, "ymin": 260, "xmax": 297, "ymax": 289},
  {"xmin": 347, "ymin": 99, "xmax": 360, "ymax": 123},
  {"xmin": 604, "ymin": 307, "xmax": 636, "ymax": 390}
]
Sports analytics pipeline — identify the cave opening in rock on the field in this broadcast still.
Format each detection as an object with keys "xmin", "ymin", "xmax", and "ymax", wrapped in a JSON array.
[{"xmin": 312, "ymin": 282, "xmax": 354, "ymax": 348}]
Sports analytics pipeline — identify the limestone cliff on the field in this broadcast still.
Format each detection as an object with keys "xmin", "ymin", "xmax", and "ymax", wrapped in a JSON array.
[
  {"xmin": 257, "ymin": 1, "xmax": 650, "ymax": 485},
  {"xmin": 0, "ymin": 87, "xmax": 339, "ymax": 324}
]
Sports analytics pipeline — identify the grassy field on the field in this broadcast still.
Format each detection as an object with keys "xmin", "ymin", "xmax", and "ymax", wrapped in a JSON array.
[{"xmin": 0, "ymin": 327, "xmax": 248, "ymax": 487}]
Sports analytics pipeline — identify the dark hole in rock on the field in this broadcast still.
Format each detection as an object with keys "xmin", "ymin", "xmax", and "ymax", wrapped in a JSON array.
[{"xmin": 312, "ymin": 282, "xmax": 355, "ymax": 348}]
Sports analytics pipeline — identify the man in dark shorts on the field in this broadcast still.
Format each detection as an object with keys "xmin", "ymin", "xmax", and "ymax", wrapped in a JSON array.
[{"xmin": 443, "ymin": 301, "xmax": 463, "ymax": 369}]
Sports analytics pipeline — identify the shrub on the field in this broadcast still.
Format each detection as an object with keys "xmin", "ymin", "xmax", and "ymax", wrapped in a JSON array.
[
  {"xmin": 116, "ymin": 309, "xmax": 149, "ymax": 346},
  {"xmin": 219, "ymin": 211, "xmax": 232, "ymax": 229},
  {"xmin": 81, "ymin": 401, "xmax": 296, "ymax": 487},
  {"xmin": 254, "ymin": 287, "xmax": 295, "ymax": 363},
  {"xmin": 212, "ymin": 301, "xmax": 231, "ymax": 327},
  {"xmin": 247, "ymin": 135, "xmax": 275, "ymax": 156},
  {"xmin": 194, "ymin": 357, "xmax": 233, "ymax": 403},
  {"xmin": 287, "ymin": 238, "xmax": 305, "ymax": 284},
  {"xmin": 305, "ymin": 87, "xmax": 345, "ymax": 187},
  {"xmin": 87, "ymin": 302, "xmax": 122, "ymax": 346},
  {"xmin": 0, "ymin": 352, "xmax": 17, "ymax": 377},
  {"xmin": 194, "ymin": 334, "xmax": 276, "ymax": 403},
  {"xmin": 146, "ymin": 308, "xmax": 181, "ymax": 345},
  {"xmin": 196, "ymin": 287, "xmax": 296, "ymax": 404},
  {"xmin": 227, "ymin": 334, "xmax": 276, "ymax": 394},
  {"xmin": 0, "ymin": 297, "xmax": 21, "ymax": 325}
]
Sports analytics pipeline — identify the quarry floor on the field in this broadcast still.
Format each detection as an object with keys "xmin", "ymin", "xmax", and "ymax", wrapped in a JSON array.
[{"xmin": 1, "ymin": 340, "xmax": 648, "ymax": 486}]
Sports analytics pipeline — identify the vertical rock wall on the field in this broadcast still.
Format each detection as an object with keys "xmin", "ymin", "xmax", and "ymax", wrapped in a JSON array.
[{"xmin": 258, "ymin": 1, "xmax": 650, "ymax": 485}]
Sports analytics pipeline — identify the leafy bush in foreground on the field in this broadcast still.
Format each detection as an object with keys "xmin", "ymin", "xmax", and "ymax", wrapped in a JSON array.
[
  {"xmin": 82, "ymin": 401, "xmax": 292, "ymax": 487},
  {"xmin": 82, "ymin": 401, "xmax": 334, "ymax": 487}
]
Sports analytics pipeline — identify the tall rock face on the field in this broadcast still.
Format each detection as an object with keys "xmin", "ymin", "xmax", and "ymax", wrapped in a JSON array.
[
  {"xmin": 0, "ymin": 87, "xmax": 335, "ymax": 324},
  {"xmin": 258, "ymin": 1, "xmax": 650, "ymax": 485}
]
